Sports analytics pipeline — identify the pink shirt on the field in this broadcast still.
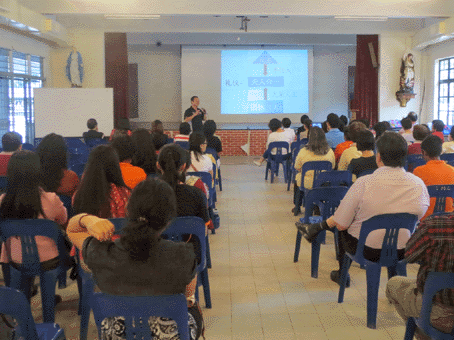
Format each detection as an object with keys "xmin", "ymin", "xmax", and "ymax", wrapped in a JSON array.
[
  {"xmin": 0, "ymin": 190, "xmax": 67, "ymax": 263},
  {"xmin": 333, "ymin": 166, "xmax": 429, "ymax": 249}
]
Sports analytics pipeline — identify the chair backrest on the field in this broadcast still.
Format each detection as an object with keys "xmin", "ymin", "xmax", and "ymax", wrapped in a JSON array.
[
  {"xmin": 0, "ymin": 219, "xmax": 69, "ymax": 279},
  {"xmin": 407, "ymin": 154, "xmax": 426, "ymax": 172},
  {"xmin": 90, "ymin": 292, "xmax": 189, "ymax": 340},
  {"xmin": 357, "ymin": 168, "xmax": 375, "ymax": 178},
  {"xmin": 205, "ymin": 147, "xmax": 219, "ymax": 160},
  {"xmin": 416, "ymin": 272, "xmax": 454, "ymax": 339},
  {"xmin": 355, "ymin": 213, "xmax": 418, "ymax": 267},
  {"xmin": 313, "ymin": 170, "xmax": 352, "ymax": 188},
  {"xmin": 21, "ymin": 143, "xmax": 34, "ymax": 151},
  {"xmin": 58, "ymin": 194, "xmax": 74, "ymax": 219},
  {"xmin": 85, "ymin": 138, "xmax": 107, "ymax": 148},
  {"xmin": 175, "ymin": 141, "xmax": 190, "ymax": 150},
  {"xmin": 69, "ymin": 162, "xmax": 86, "ymax": 178},
  {"xmin": 165, "ymin": 137, "xmax": 174, "ymax": 145},
  {"xmin": 0, "ymin": 176, "xmax": 7, "ymax": 191},
  {"xmin": 427, "ymin": 185, "xmax": 454, "ymax": 215},
  {"xmin": 186, "ymin": 171, "xmax": 214, "ymax": 208},
  {"xmin": 267, "ymin": 142, "xmax": 289, "ymax": 160},
  {"xmin": 290, "ymin": 141, "xmax": 307, "ymax": 164},
  {"xmin": 303, "ymin": 186, "xmax": 349, "ymax": 223},
  {"xmin": 440, "ymin": 153, "xmax": 454, "ymax": 166},
  {"xmin": 108, "ymin": 218, "xmax": 128, "ymax": 234},
  {"xmin": 161, "ymin": 216, "xmax": 206, "ymax": 273},
  {"xmin": 0, "ymin": 286, "xmax": 39, "ymax": 338},
  {"xmin": 300, "ymin": 161, "xmax": 333, "ymax": 189}
]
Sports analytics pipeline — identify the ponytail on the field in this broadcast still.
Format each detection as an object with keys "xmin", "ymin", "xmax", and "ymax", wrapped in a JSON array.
[{"xmin": 158, "ymin": 144, "xmax": 188, "ymax": 191}]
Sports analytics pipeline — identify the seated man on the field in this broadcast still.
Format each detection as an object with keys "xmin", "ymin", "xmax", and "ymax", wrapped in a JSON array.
[
  {"xmin": 348, "ymin": 130, "xmax": 378, "ymax": 181},
  {"xmin": 282, "ymin": 118, "xmax": 296, "ymax": 146},
  {"xmin": 401, "ymin": 117, "xmax": 415, "ymax": 144},
  {"xmin": 83, "ymin": 118, "xmax": 104, "ymax": 143},
  {"xmin": 174, "ymin": 122, "xmax": 191, "ymax": 142},
  {"xmin": 0, "ymin": 132, "xmax": 22, "ymax": 176},
  {"xmin": 386, "ymin": 213, "xmax": 454, "ymax": 340},
  {"xmin": 254, "ymin": 118, "xmax": 289, "ymax": 166},
  {"xmin": 413, "ymin": 135, "xmax": 454, "ymax": 219},
  {"xmin": 297, "ymin": 132, "xmax": 429, "ymax": 285},
  {"xmin": 408, "ymin": 125, "xmax": 430, "ymax": 155},
  {"xmin": 111, "ymin": 135, "xmax": 147, "ymax": 189},
  {"xmin": 325, "ymin": 113, "xmax": 344, "ymax": 149}
]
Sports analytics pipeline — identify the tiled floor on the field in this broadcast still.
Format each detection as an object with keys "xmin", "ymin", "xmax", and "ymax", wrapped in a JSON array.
[{"xmin": 27, "ymin": 156, "xmax": 416, "ymax": 339}]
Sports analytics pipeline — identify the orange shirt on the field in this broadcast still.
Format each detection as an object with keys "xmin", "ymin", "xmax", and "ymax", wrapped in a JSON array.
[
  {"xmin": 57, "ymin": 169, "xmax": 80, "ymax": 197},
  {"xmin": 413, "ymin": 160, "xmax": 454, "ymax": 219},
  {"xmin": 119, "ymin": 162, "xmax": 147, "ymax": 189},
  {"xmin": 334, "ymin": 141, "xmax": 353, "ymax": 164}
]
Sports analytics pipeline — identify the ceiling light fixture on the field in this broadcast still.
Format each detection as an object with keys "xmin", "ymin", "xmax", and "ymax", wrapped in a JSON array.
[
  {"xmin": 104, "ymin": 14, "xmax": 161, "ymax": 20},
  {"xmin": 237, "ymin": 16, "xmax": 251, "ymax": 32},
  {"xmin": 334, "ymin": 16, "xmax": 388, "ymax": 22}
]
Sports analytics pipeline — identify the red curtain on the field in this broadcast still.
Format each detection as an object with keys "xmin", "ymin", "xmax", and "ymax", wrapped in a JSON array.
[
  {"xmin": 352, "ymin": 35, "xmax": 379, "ymax": 126},
  {"xmin": 105, "ymin": 33, "xmax": 129, "ymax": 128}
]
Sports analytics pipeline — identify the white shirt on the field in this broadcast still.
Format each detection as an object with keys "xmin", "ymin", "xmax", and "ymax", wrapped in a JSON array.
[
  {"xmin": 333, "ymin": 166, "xmax": 429, "ymax": 249},
  {"xmin": 266, "ymin": 131, "xmax": 289, "ymax": 155},
  {"xmin": 402, "ymin": 132, "xmax": 415, "ymax": 144},
  {"xmin": 282, "ymin": 128, "xmax": 296, "ymax": 145},
  {"xmin": 190, "ymin": 152, "xmax": 212, "ymax": 173}
]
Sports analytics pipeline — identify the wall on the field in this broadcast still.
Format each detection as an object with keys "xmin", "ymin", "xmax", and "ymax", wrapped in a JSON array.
[
  {"xmin": 378, "ymin": 33, "xmax": 421, "ymax": 123},
  {"xmin": 49, "ymin": 28, "xmax": 105, "ymax": 88}
]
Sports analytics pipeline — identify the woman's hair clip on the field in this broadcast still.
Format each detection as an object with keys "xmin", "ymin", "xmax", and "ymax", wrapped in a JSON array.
[{"xmin": 137, "ymin": 217, "xmax": 148, "ymax": 223}]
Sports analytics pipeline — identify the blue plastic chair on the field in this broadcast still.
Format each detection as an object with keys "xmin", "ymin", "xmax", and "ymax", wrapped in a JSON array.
[
  {"xmin": 187, "ymin": 171, "xmax": 215, "ymax": 209},
  {"xmin": 175, "ymin": 141, "xmax": 190, "ymax": 149},
  {"xmin": 162, "ymin": 216, "xmax": 211, "ymax": 308},
  {"xmin": 404, "ymin": 272, "xmax": 454, "ymax": 340},
  {"xmin": 0, "ymin": 176, "xmax": 7, "ymax": 191},
  {"xmin": 0, "ymin": 219, "xmax": 76, "ymax": 323},
  {"xmin": 337, "ymin": 213, "xmax": 418, "ymax": 329},
  {"xmin": 294, "ymin": 161, "xmax": 333, "ymax": 216},
  {"xmin": 287, "ymin": 140, "xmax": 309, "ymax": 191},
  {"xmin": 312, "ymin": 170, "xmax": 352, "ymax": 188},
  {"xmin": 357, "ymin": 168, "xmax": 376, "ymax": 178},
  {"xmin": 0, "ymin": 286, "xmax": 66, "ymax": 339},
  {"xmin": 165, "ymin": 137, "xmax": 174, "ymax": 144},
  {"xmin": 58, "ymin": 194, "xmax": 74, "ymax": 219},
  {"xmin": 22, "ymin": 143, "xmax": 34, "ymax": 151},
  {"xmin": 406, "ymin": 154, "xmax": 426, "ymax": 172},
  {"xmin": 85, "ymin": 138, "xmax": 107, "ymax": 148},
  {"xmin": 69, "ymin": 162, "xmax": 86, "ymax": 178},
  {"xmin": 65, "ymin": 137, "xmax": 86, "ymax": 149},
  {"xmin": 441, "ymin": 153, "xmax": 454, "ymax": 167},
  {"xmin": 206, "ymin": 147, "xmax": 222, "ymax": 192},
  {"xmin": 294, "ymin": 187, "xmax": 348, "ymax": 271},
  {"xmin": 109, "ymin": 217, "xmax": 128, "ymax": 234},
  {"xmin": 264, "ymin": 141, "xmax": 290, "ymax": 183},
  {"xmin": 427, "ymin": 185, "xmax": 454, "ymax": 215},
  {"xmin": 91, "ymin": 292, "xmax": 189, "ymax": 340}
]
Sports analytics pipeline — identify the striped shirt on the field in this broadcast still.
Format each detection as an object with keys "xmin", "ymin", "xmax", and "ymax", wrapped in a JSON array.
[{"xmin": 405, "ymin": 213, "xmax": 454, "ymax": 305}]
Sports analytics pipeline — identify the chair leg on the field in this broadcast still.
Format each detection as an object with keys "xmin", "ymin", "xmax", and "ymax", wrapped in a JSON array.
[
  {"xmin": 265, "ymin": 161, "xmax": 270, "ymax": 180},
  {"xmin": 294, "ymin": 190, "xmax": 301, "ymax": 216},
  {"xmin": 337, "ymin": 256, "xmax": 353, "ymax": 303},
  {"xmin": 311, "ymin": 231, "xmax": 325, "ymax": 278},
  {"xmin": 206, "ymin": 235, "xmax": 212, "ymax": 269},
  {"xmin": 365, "ymin": 265, "xmax": 381, "ymax": 329},
  {"xmin": 79, "ymin": 271, "xmax": 95, "ymax": 340},
  {"xmin": 200, "ymin": 268, "xmax": 212, "ymax": 308},
  {"xmin": 294, "ymin": 232, "xmax": 302, "ymax": 263},
  {"xmin": 40, "ymin": 270, "xmax": 60, "ymax": 323},
  {"xmin": 404, "ymin": 317, "xmax": 416, "ymax": 340},
  {"xmin": 270, "ymin": 162, "xmax": 275, "ymax": 183},
  {"xmin": 218, "ymin": 168, "xmax": 222, "ymax": 191}
]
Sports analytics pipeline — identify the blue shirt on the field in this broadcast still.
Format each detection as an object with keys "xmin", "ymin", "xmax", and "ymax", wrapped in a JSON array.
[{"xmin": 325, "ymin": 128, "xmax": 344, "ymax": 148}]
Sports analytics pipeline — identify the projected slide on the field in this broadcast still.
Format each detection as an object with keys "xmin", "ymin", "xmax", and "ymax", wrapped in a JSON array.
[{"xmin": 221, "ymin": 50, "xmax": 309, "ymax": 115}]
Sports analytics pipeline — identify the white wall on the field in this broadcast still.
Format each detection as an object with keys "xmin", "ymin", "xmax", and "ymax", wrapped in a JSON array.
[{"xmin": 378, "ymin": 33, "xmax": 421, "ymax": 122}]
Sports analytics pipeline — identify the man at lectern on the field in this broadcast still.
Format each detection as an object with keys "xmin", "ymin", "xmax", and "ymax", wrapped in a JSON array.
[{"xmin": 184, "ymin": 96, "xmax": 206, "ymax": 132}]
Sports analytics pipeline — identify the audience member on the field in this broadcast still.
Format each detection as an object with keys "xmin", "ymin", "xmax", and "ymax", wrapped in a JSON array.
[
  {"xmin": 203, "ymin": 120, "xmax": 223, "ymax": 154},
  {"xmin": 348, "ymin": 130, "xmax": 378, "ymax": 180},
  {"xmin": 0, "ymin": 150, "xmax": 67, "ymax": 269},
  {"xmin": 83, "ymin": 118, "xmax": 104, "ymax": 143},
  {"xmin": 111, "ymin": 135, "xmax": 147, "ymax": 189},
  {"xmin": 401, "ymin": 117, "xmax": 415, "ymax": 144},
  {"xmin": 432, "ymin": 119, "xmax": 445, "ymax": 141},
  {"xmin": 399, "ymin": 111, "xmax": 418, "ymax": 134},
  {"xmin": 382, "ymin": 121, "xmax": 392, "ymax": 131},
  {"xmin": 322, "ymin": 121, "xmax": 329, "ymax": 133},
  {"xmin": 68, "ymin": 178, "xmax": 203, "ymax": 339},
  {"xmin": 151, "ymin": 120, "xmax": 169, "ymax": 151},
  {"xmin": 325, "ymin": 113, "xmax": 344, "ymax": 148},
  {"xmin": 174, "ymin": 122, "xmax": 191, "ymax": 142},
  {"xmin": 293, "ymin": 126, "xmax": 335, "ymax": 212},
  {"xmin": 131, "ymin": 128, "xmax": 157, "ymax": 175},
  {"xmin": 442, "ymin": 126, "xmax": 454, "ymax": 154},
  {"xmin": 281, "ymin": 118, "xmax": 296, "ymax": 145},
  {"xmin": 359, "ymin": 119, "xmax": 370, "ymax": 129},
  {"xmin": 386, "ymin": 213, "xmax": 454, "ymax": 340},
  {"xmin": 297, "ymin": 132, "xmax": 429, "ymax": 286},
  {"xmin": 408, "ymin": 124, "xmax": 430, "ymax": 155},
  {"xmin": 373, "ymin": 122, "xmax": 387, "ymax": 141},
  {"xmin": 36, "ymin": 133, "xmax": 79, "ymax": 197},
  {"xmin": 300, "ymin": 119, "xmax": 312, "ymax": 140},
  {"xmin": 109, "ymin": 118, "xmax": 132, "ymax": 141},
  {"xmin": 189, "ymin": 132, "xmax": 214, "ymax": 176},
  {"xmin": 337, "ymin": 121, "xmax": 367, "ymax": 170},
  {"xmin": 413, "ymin": 135, "xmax": 454, "ymax": 219},
  {"xmin": 340, "ymin": 115, "xmax": 348, "ymax": 127},
  {"xmin": 254, "ymin": 118, "xmax": 289, "ymax": 166},
  {"xmin": 0, "ymin": 132, "xmax": 22, "ymax": 176},
  {"xmin": 73, "ymin": 145, "xmax": 131, "ymax": 219},
  {"xmin": 334, "ymin": 126, "xmax": 353, "ymax": 164},
  {"xmin": 296, "ymin": 114, "xmax": 309, "ymax": 138}
]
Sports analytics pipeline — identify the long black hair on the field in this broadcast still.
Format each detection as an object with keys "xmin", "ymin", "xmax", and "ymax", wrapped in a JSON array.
[
  {"xmin": 0, "ymin": 150, "xmax": 45, "ymax": 219},
  {"xmin": 131, "ymin": 128, "xmax": 156, "ymax": 174},
  {"xmin": 121, "ymin": 178, "xmax": 176, "ymax": 262},
  {"xmin": 189, "ymin": 132, "xmax": 206, "ymax": 162},
  {"xmin": 36, "ymin": 133, "xmax": 68, "ymax": 193},
  {"xmin": 73, "ymin": 145, "xmax": 128, "ymax": 218},
  {"xmin": 157, "ymin": 144, "xmax": 188, "ymax": 191}
]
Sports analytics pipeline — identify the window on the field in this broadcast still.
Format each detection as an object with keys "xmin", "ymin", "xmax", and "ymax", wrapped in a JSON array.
[
  {"xmin": 0, "ymin": 48, "xmax": 44, "ymax": 144},
  {"xmin": 436, "ymin": 57, "xmax": 454, "ymax": 125}
]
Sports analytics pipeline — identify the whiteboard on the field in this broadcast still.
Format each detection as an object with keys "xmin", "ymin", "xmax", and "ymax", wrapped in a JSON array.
[{"xmin": 34, "ymin": 88, "xmax": 114, "ymax": 138}]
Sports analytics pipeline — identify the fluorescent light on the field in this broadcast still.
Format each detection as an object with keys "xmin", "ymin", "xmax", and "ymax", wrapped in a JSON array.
[
  {"xmin": 104, "ymin": 14, "xmax": 160, "ymax": 20},
  {"xmin": 335, "ymin": 16, "xmax": 388, "ymax": 22}
]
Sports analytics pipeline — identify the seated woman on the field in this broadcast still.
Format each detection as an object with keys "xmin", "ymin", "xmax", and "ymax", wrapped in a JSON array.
[
  {"xmin": 188, "ymin": 132, "xmax": 214, "ymax": 177},
  {"xmin": 408, "ymin": 124, "xmax": 430, "ymax": 155},
  {"xmin": 131, "ymin": 128, "xmax": 157, "ymax": 175},
  {"xmin": 348, "ymin": 130, "xmax": 378, "ymax": 181},
  {"xmin": 293, "ymin": 126, "xmax": 335, "ymax": 211},
  {"xmin": 0, "ymin": 150, "xmax": 67, "ymax": 270},
  {"xmin": 36, "ymin": 133, "xmax": 79, "ymax": 197},
  {"xmin": 109, "ymin": 118, "xmax": 132, "ymax": 141},
  {"xmin": 254, "ymin": 118, "xmax": 289, "ymax": 166},
  {"xmin": 203, "ymin": 120, "xmax": 222, "ymax": 154},
  {"xmin": 67, "ymin": 179, "xmax": 203, "ymax": 339},
  {"xmin": 151, "ymin": 120, "xmax": 169, "ymax": 151}
]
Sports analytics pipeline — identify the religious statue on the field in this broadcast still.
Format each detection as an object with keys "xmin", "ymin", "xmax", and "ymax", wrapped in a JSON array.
[
  {"xmin": 66, "ymin": 48, "xmax": 84, "ymax": 87},
  {"xmin": 396, "ymin": 53, "xmax": 416, "ymax": 107}
]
